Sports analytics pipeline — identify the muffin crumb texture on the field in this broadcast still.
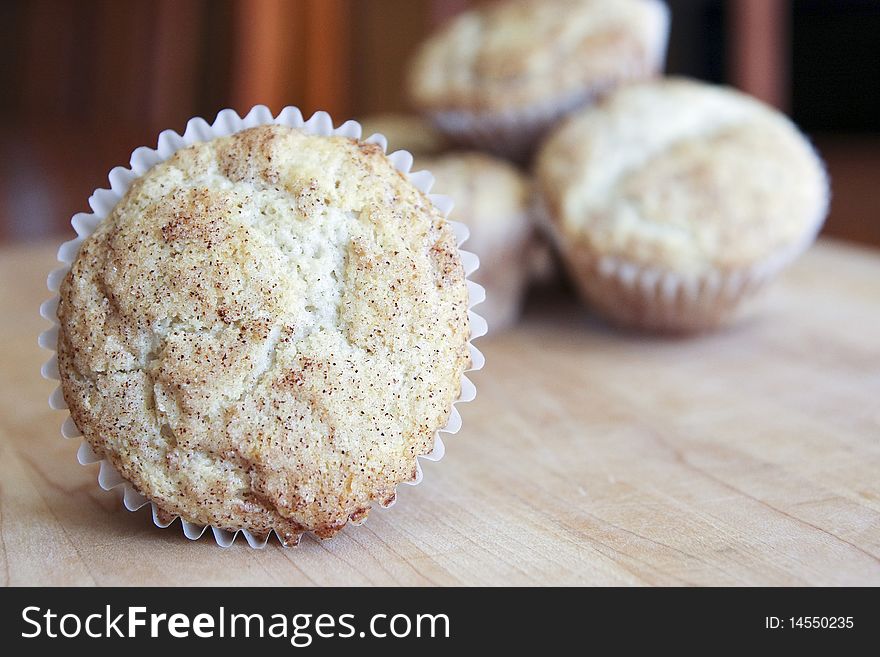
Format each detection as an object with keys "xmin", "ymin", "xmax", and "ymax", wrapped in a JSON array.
[{"xmin": 56, "ymin": 125, "xmax": 471, "ymax": 544}]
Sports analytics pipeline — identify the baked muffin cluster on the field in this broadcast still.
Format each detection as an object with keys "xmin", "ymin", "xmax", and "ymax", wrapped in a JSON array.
[
  {"xmin": 57, "ymin": 125, "xmax": 471, "ymax": 544},
  {"xmin": 405, "ymin": 0, "xmax": 827, "ymax": 332}
]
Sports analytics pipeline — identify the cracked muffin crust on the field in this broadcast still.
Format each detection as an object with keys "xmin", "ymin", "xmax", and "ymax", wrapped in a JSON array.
[
  {"xmin": 408, "ymin": 0, "xmax": 669, "ymax": 113},
  {"xmin": 536, "ymin": 78, "xmax": 828, "ymax": 275},
  {"xmin": 56, "ymin": 125, "xmax": 471, "ymax": 545}
]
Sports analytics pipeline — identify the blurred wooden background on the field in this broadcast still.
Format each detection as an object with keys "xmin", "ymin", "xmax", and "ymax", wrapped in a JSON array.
[{"xmin": 0, "ymin": 0, "xmax": 877, "ymax": 246}]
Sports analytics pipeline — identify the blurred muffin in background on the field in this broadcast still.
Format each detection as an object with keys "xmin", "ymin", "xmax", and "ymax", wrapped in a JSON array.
[
  {"xmin": 535, "ymin": 78, "xmax": 829, "ymax": 332},
  {"xmin": 423, "ymin": 152, "xmax": 533, "ymax": 331},
  {"xmin": 359, "ymin": 113, "xmax": 448, "ymax": 156},
  {"xmin": 407, "ymin": 0, "xmax": 669, "ymax": 162}
]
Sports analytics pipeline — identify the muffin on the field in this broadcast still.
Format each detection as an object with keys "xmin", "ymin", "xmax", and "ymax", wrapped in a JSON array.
[
  {"xmin": 54, "ymin": 123, "xmax": 472, "ymax": 546},
  {"xmin": 407, "ymin": 0, "xmax": 670, "ymax": 161},
  {"xmin": 535, "ymin": 78, "xmax": 829, "ymax": 332},
  {"xmin": 421, "ymin": 152, "xmax": 532, "ymax": 331},
  {"xmin": 359, "ymin": 113, "xmax": 448, "ymax": 156}
]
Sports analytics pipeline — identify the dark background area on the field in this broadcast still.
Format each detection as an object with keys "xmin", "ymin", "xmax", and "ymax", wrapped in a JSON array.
[{"xmin": 0, "ymin": 0, "xmax": 877, "ymax": 246}]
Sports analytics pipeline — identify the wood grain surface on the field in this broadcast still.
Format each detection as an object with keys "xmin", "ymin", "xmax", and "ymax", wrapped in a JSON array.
[{"xmin": 1, "ymin": 240, "xmax": 879, "ymax": 586}]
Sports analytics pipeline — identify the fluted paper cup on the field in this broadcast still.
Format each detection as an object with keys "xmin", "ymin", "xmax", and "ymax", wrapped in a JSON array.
[{"xmin": 532, "ymin": 190, "xmax": 828, "ymax": 333}]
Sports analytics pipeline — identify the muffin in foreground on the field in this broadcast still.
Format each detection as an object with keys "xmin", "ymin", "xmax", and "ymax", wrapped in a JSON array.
[
  {"xmin": 420, "ymin": 152, "xmax": 532, "ymax": 331},
  {"xmin": 407, "ymin": 0, "xmax": 669, "ymax": 161},
  {"xmin": 55, "ymin": 123, "xmax": 473, "ymax": 546},
  {"xmin": 535, "ymin": 78, "xmax": 829, "ymax": 332}
]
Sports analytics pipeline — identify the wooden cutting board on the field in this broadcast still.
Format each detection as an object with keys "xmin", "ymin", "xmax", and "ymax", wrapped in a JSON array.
[{"xmin": 1, "ymin": 239, "xmax": 878, "ymax": 586}]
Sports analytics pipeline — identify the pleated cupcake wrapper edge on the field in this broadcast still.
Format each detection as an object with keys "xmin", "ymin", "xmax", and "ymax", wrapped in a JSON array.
[
  {"xmin": 531, "ymin": 190, "xmax": 827, "ymax": 331},
  {"xmin": 39, "ymin": 105, "xmax": 486, "ymax": 549}
]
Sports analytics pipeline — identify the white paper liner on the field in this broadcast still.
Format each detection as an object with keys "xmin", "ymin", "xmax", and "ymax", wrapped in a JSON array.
[
  {"xmin": 39, "ymin": 106, "xmax": 486, "ymax": 548},
  {"xmin": 532, "ymin": 186, "xmax": 828, "ymax": 332}
]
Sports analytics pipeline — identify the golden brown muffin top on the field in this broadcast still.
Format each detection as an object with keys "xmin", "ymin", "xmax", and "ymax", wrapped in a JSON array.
[
  {"xmin": 57, "ymin": 125, "xmax": 471, "ymax": 545},
  {"xmin": 536, "ymin": 78, "xmax": 829, "ymax": 274},
  {"xmin": 408, "ymin": 0, "xmax": 669, "ymax": 113}
]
